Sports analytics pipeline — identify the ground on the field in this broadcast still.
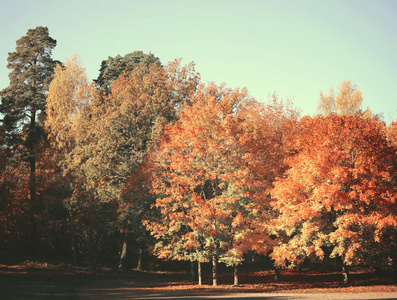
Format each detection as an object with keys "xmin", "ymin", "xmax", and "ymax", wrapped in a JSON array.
[{"xmin": 0, "ymin": 263, "xmax": 396, "ymax": 299}]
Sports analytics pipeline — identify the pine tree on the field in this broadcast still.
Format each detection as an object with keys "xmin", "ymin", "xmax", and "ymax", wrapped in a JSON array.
[{"xmin": 0, "ymin": 26, "xmax": 57, "ymax": 202}]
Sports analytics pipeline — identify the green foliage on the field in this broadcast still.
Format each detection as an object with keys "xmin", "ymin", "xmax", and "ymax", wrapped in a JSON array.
[
  {"xmin": 95, "ymin": 51, "xmax": 161, "ymax": 94},
  {"xmin": 0, "ymin": 26, "xmax": 57, "ymax": 207},
  {"xmin": 0, "ymin": 26, "xmax": 56, "ymax": 135}
]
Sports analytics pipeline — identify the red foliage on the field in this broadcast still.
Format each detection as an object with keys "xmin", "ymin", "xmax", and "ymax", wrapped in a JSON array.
[{"xmin": 271, "ymin": 114, "xmax": 397, "ymax": 268}]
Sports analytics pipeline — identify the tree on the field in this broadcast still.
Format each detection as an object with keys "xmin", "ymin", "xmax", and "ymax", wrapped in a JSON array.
[
  {"xmin": 46, "ymin": 56, "xmax": 200, "ymax": 270},
  {"xmin": 317, "ymin": 80, "xmax": 366, "ymax": 116},
  {"xmin": 385, "ymin": 121, "xmax": 397, "ymax": 279},
  {"xmin": 45, "ymin": 54, "xmax": 90, "ymax": 152},
  {"xmin": 271, "ymin": 114, "xmax": 397, "ymax": 285},
  {"xmin": 70, "ymin": 60, "xmax": 199, "ymax": 206},
  {"xmin": 0, "ymin": 162, "xmax": 32, "ymax": 251},
  {"xmin": 0, "ymin": 124, "xmax": 6, "ymax": 170},
  {"xmin": 32, "ymin": 144, "xmax": 71, "ymax": 261},
  {"xmin": 107, "ymin": 59, "xmax": 200, "ymax": 270},
  {"xmin": 95, "ymin": 51, "xmax": 161, "ymax": 94},
  {"xmin": 147, "ymin": 88, "xmax": 299, "ymax": 285},
  {"xmin": 117, "ymin": 58, "xmax": 202, "ymax": 269},
  {"xmin": 45, "ymin": 55, "xmax": 108, "ymax": 270},
  {"xmin": 147, "ymin": 83, "xmax": 261, "ymax": 286},
  {"xmin": 0, "ymin": 26, "xmax": 57, "ymax": 203},
  {"xmin": 234, "ymin": 94, "xmax": 300, "ymax": 281},
  {"xmin": 120, "ymin": 154, "xmax": 156, "ymax": 270}
]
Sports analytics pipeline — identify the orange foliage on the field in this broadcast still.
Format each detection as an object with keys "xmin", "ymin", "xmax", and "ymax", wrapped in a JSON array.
[
  {"xmin": 146, "ymin": 84, "xmax": 299, "ymax": 266},
  {"xmin": 271, "ymin": 114, "xmax": 397, "ymax": 268}
]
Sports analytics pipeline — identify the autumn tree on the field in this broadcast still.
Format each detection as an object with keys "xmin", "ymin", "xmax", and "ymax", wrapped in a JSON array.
[
  {"xmin": 0, "ymin": 26, "xmax": 57, "ymax": 203},
  {"xmin": 271, "ymin": 114, "xmax": 397, "ymax": 285},
  {"xmin": 115, "ymin": 59, "xmax": 200, "ymax": 271},
  {"xmin": 0, "ymin": 162, "xmax": 32, "ymax": 251},
  {"xmin": 385, "ymin": 121, "xmax": 397, "ymax": 278},
  {"xmin": 147, "ymin": 83, "xmax": 285, "ymax": 286},
  {"xmin": 45, "ymin": 56, "xmax": 109, "ymax": 269},
  {"xmin": 32, "ymin": 143, "xmax": 72, "ymax": 260},
  {"xmin": 234, "ymin": 94, "xmax": 299, "ymax": 281},
  {"xmin": 45, "ymin": 54, "xmax": 90, "ymax": 152},
  {"xmin": 110, "ymin": 59, "xmax": 200, "ymax": 270},
  {"xmin": 120, "ymin": 155, "xmax": 156, "ymax": 270},
  {"xmin": 317, "ymin": 80, "xmax": 372, "ymax": 117},
  {"xmin": 67, "ymin": 59, "xmax": 199, "ymax": 203},
  {"xmin": 46, "ymin": 56, "xmax": 200, "ymax": 270}
]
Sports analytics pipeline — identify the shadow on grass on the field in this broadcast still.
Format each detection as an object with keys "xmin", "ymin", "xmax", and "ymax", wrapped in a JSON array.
[{"xmin": 0, "ymin": 264, "xmax": 396, "ymax": 299}]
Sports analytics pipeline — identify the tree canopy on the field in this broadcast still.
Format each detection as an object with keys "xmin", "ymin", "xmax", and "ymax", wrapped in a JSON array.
[
  {"xmin": 95, "ymin": 51, "xmax": 161, "ymax": 94},
  {"xmin": 271, "ymin": 114, "xmax": 397, "ymax": 284},
  {"xmin": 318, "ymin": 80, "xmax": 364, "ymax": 116},
  {"xmin": 1, "ymin": 26, "xmax": 397, "ymax": 286}
]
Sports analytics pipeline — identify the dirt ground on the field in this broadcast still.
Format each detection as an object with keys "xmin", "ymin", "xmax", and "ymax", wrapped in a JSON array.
[{"xmin": 1, "ymin": 264, "xmax": 397, "ymax": 299}]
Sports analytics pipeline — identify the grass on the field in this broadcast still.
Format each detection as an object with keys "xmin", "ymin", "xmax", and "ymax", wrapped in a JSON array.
[{"xmin": 0, "ymin": 262, "xmax": 396, "ymax": 299}]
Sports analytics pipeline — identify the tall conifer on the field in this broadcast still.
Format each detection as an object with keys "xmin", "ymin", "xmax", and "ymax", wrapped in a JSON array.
[{"xmin": 0, "ymin": 26, "xmax": 56, "ymax": 202}]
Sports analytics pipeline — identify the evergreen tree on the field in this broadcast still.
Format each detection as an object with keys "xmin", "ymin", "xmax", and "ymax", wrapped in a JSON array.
[
  {"xmin": 0, "ymin": 26, "xmax": 57, "ymax": 202},
  {"xmin": 95, "ymin": 51, "xmax": 160, "ymax": 94}
]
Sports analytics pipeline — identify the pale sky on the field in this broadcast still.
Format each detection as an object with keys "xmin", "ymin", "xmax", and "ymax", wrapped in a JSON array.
[{"xmin": 0, "ymin": 0, "xmax": 396, "ymax": 121}]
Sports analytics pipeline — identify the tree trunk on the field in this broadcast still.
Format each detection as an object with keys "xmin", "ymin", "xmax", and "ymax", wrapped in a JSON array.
[
  {"xmin": 212, "ymin": 255, "xmax": 218, "ymax": 287},
  {"xmin": 71, "ymin": 232, "xmax": 77, "ymax": 265},
  {"xmin": 118, "ymin": 232, "xmax": 129, "ymax": 270},
  {"xmin": 374, "ymin": 266, "xmax": 381, "ymax": 276},
  {"xmin": 30, "ymin": 156, "xmax": 36, "ymax": 202},
  {"xmin": 342, "ymin": 263, "xmax": 350, "ymax": 286},
  {"xmin": 198, "ymin": 260, "xmax": 202, "ymax": 286},
  {"xmin": 137, "ymin": 246, "xmax": 143, "ymax": 270},
  {"xmin": 68, "ymin": 220, "xmax": 77, "ymax": 265},
  {"xmin": 89, "ymin": 231, "xmax": 98, "ymax": 273},
  {"xmin": 234, "ymin": 265, "xmax": 239, "ymax": 286},
  {"xmin": 29, "ymin": 108, "xmax": 36, "ymax": 203},
  {"xmin": 190, "ymin": 261, "xmax": 197, "ymax": 281},
  {"xmin": 274, "ymin": 267, "xmax": 280, "ymax": 282}
]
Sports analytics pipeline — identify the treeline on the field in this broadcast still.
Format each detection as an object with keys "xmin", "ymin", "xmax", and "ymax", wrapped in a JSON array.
[{"xmin": 1, "ymin": 27, "xmax": 397, "ymax": 286}]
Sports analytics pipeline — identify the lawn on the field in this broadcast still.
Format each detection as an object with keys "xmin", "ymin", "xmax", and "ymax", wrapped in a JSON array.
[{"xmin": 1, "ymin": 263, "xmax": 397, "ymax": 299}]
